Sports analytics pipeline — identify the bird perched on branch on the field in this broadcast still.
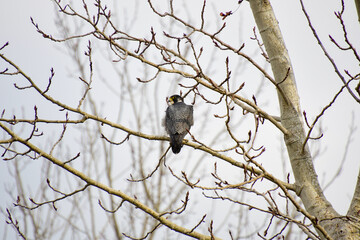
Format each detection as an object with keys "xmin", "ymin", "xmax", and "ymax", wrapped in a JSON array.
[{"xmin": 165, "ymin": 95, "xmax": 194, "ymax": 154}]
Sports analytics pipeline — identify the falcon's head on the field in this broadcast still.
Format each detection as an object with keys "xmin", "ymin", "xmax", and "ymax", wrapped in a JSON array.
[{"xmin": 167, "ymin": 95, "xmax": 183, "ymax": 105}]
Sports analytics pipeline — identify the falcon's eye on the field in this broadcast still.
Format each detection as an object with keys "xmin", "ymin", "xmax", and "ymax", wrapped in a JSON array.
[{"xmin": 167, "ymin": 96, "xmax": 174, "ymax": 105}]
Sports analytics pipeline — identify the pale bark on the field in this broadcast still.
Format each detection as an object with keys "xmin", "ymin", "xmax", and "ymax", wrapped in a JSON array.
[
  {"xmin": 248, "ymin": 0, "xmax": 359, "ymax": 239},
  {"xmin": 348, "ymin": 168, "xmax": 360, "ymax": 223},
  {"xmin": 355, "ymin": 0, "xmax": 360, "ymax": 23}
]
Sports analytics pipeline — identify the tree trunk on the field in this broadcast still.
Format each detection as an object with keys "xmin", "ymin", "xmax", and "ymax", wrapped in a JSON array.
[
  {"xmin": 355, "ymin": 0, "xmax": 360, "ymax": 23},
  {"xmin": 248, "ymin": 0, "xmax": 359, "ymax": 239}
]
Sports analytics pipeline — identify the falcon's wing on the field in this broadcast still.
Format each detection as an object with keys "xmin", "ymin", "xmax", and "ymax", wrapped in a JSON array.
[
  {"xmin": 165, "ymin": 103, "xmax": 193, "ymax": 135},
  {"xmin": 187, "ymin": 105, "xmax": 194, "ymax": 127}
]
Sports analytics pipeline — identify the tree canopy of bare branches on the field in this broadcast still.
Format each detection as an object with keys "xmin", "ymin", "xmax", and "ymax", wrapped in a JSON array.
[{"xmin": 1, "ymin": 0, "xmax": 359, "ymax": 239}]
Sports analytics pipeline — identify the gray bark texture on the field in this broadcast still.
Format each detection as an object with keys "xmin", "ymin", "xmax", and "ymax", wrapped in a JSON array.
[
  {"xmin": 248, "ymin": 0, "xmax": 360, "ymax": 239},
  {"xmin": 355, "ymin": 0, "xmax": 360, "ymax": 23}
]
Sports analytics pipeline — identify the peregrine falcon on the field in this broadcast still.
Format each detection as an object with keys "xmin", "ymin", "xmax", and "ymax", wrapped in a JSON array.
[{"xmin": 165, "ymin": 95, "xmax": 194, "ymax": 154}]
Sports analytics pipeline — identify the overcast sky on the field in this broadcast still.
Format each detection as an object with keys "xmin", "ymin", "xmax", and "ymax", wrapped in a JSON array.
[{"xmin": 1, "ymin": 0, "xmax": 359, "ymax": 239}]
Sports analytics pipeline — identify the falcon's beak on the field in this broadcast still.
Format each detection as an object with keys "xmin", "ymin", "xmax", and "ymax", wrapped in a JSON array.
[{"xmin": 166, "ymin": 97, "xmax": 174, "ymax": 105}]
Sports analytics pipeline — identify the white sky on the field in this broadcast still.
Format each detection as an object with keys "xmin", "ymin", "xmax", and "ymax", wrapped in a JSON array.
[{"xmin": 1, "ymin": 0, "xmax": 359, "ymax": 239}]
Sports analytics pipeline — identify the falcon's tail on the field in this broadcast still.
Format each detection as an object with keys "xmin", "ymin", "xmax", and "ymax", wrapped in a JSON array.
[{"xmin": 170, "ymin": 133, "xmax": 185, "ymax": 154}]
